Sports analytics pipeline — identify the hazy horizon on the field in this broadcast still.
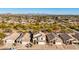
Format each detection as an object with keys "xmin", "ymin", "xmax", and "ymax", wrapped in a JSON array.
[{"xmin": 0, "ymin": 8, "xmax": 79, "ymax": 15}]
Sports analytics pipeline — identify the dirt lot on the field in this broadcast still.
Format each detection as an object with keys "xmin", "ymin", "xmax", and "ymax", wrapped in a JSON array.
[{"xmin": 14, "ymin": 44, "xmax": 79, "ymax": 50}]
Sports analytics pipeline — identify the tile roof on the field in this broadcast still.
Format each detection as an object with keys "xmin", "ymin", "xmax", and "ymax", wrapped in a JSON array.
[
  {"xmin": 59, "ymin": 33, "xmax": 71, "ymax": 41},
  {"xmin": 46, "ymin": 33, "xmax": 55, "ymax": 40},
  {"xmin": 72, "ymin": 33, "xmax": 79, "ymax": 41}
]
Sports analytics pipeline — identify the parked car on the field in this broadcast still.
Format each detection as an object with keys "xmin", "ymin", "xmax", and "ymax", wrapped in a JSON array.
[{"xmin": 25, "ymin": 43, "xmax": 32, "ymax": 48}]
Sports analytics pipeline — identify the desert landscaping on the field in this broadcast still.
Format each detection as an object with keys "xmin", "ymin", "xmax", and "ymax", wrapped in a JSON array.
[{"xmin": 0, "ymin": 14, "xmax": 79, "ymax": 50}]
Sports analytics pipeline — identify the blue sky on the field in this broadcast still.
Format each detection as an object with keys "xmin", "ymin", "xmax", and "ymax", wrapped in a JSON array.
[{"xmin": 0, "ymin": 8, "xmax": 79, "ymax": 15}]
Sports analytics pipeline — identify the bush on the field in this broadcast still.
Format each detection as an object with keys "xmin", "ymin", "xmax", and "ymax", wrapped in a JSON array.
[
  {"xmin": 0, "ymin": 32, "xmax": 6, "ymax": 39},
  {"xmin": 0, "ymin": 40, "xmax": 4, "ymax": 46}
]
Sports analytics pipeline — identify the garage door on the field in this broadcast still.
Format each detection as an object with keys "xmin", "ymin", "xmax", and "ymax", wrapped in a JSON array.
[{"xmin": 56, "ymin": 42, "xmax": 62, "ymax": 45}]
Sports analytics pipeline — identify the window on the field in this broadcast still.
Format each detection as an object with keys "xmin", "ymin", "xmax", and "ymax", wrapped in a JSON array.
[{"xmin": 41, "ymin": 38, "xmax": 43, "ymax": 40}]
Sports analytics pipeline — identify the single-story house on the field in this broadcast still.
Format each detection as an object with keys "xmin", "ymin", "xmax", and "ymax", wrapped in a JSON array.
[
  {"xmin": 21, "ymin": 33, "xmax": 30, "ymax": 45},
  {"xmin": 59, "ymin": 33, "xmax": 73, "ymax": 44},
  {"xmin": 72, "ymin": 33, "xmax": 79, "ymax": 44},
  {"xmin": 14, "ymin": 33, "xmax": 24, "ymax": 44},
  {"xmin": 33, "ymin": 31, "xmax": 46, "ymax": 45},
  {"xmin": 69, "ymin": 19, "xmax": 79, "ymax": 25},
  {"xmin": 3, "ymin": 29, "xmax": 12, "ymax": 36},
  {"xmin": 3, "ymin": 32, "xmax": 20, "ymax": 45},
  {"xmin": 46, "ymin": 33, "xmax": 56, "ymax": 45},
  {"xmin": 20, "ymin": 20, "xmax": 27, "ymax": 24},
  {"xmin": 46, "ymin": 33, "xmax": 62, "ymax": 45}
]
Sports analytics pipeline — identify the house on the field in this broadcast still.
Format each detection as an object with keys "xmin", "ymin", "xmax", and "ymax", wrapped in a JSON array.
[
  {"xmin": 72, "ymin": 33, "xmax": 79, "ymax": 44},
  {"xmin": 46, "ymin": 33, "xmax": 56, "ymax": 45},
  {"xmin": 73, "ymin": 33, "xmax": 79, "ymax": 40},
  {"xmin": 8, "ymin": 20, "xmax": 14, "ymax": 23},
  {"xmin": 59, "ymin": 33, "xmax": 73, "ymax": 44},
  {"xmin": 14, "ymin": 33, "xmax": 24, "ymax": 44},
  {"xmin": 21, "ymin": 20, "xmax": 27, "ymax": 24},
  {"xmin": 3, "ymin": 29, "xmax": 12, "ymax": 36},
  {"xmin": 21, "ymin": 33, "xmax": 30, "ymax": 45},
  {"xmin": 46, "ymin": 33, "xmax": 62, "ymax": 45},
  {"xmin": 69, "ymin": 19, "xmax": 79, "ymax": 25},
  {"xmin": 55, "ymin": 33, "xmax": 63, "ymax": 45},
  {"xmin": 33, "ymin": 31, "xmax": 46, "ymax": 45},
  {"xmin": 3, "ymin": 32, "xmax": 20, "ymax": 46}
]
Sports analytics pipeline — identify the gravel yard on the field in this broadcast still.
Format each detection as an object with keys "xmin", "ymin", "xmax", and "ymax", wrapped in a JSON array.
[{"xmin": 13, "ymin": 44, "xmax": 78, "ymax": 50}]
